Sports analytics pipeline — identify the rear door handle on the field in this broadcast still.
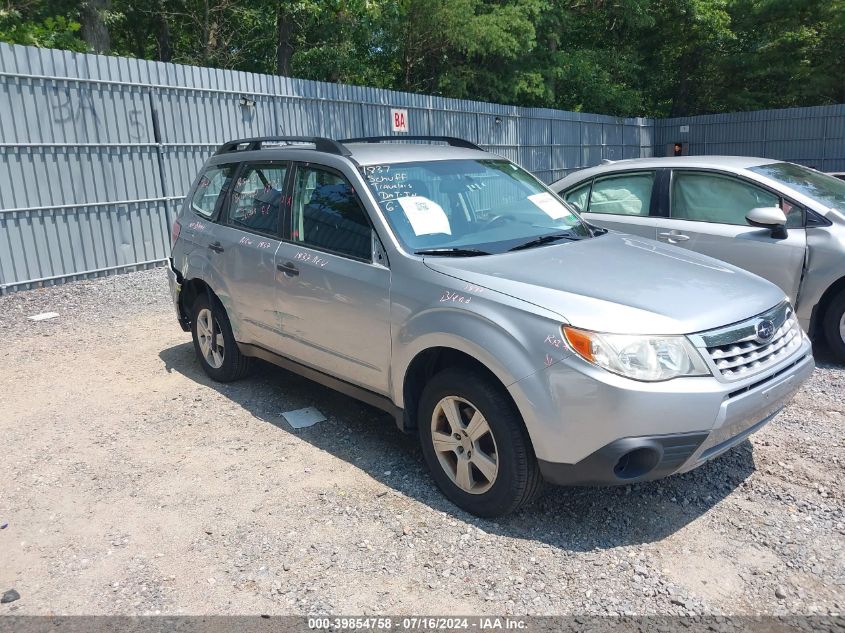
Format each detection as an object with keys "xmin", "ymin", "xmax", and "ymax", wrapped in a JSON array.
[
  {"xmin": 657, "ymin": 231, "xmax": 690, "ymax": 243},
  {"xmin": 277, "ymin": 262, "xmax": 300, "ymax": 276},
  {"xmin": 208, "ymin": 241, "xmax": 225, "ymax": 253}
]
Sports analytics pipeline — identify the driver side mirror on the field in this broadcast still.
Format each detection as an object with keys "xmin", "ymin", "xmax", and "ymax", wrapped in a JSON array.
[
  {"xmin": 746, "ymin": 207, "xmax": 788, "ymax": 239},
  {"xmin": 568, "ymin": 201, "xmax": 583, "ymax": 213}
]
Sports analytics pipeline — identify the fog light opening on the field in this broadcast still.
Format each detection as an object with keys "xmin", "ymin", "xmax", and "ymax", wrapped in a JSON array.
[{"xmin": 614, "ymin": 447, "xmax": 661, "ymax": 480}]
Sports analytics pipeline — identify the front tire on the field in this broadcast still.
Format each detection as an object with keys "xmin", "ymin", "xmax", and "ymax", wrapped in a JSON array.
[
  {"xmin": 823, "ymin": 289, "xmax": 845, "ymax": 363},
  {"xmin": 190, "ymin": 293, "xmax": 252, "ymax": 382},
  {"xmin": 418, "ymin": 368, "xmax": 542, "ymax": 517}
]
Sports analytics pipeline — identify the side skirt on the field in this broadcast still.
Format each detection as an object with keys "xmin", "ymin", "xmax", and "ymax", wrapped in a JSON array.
[{"xmin": 237, "ymin": 343, "xmax": 406, "ymax": 431}]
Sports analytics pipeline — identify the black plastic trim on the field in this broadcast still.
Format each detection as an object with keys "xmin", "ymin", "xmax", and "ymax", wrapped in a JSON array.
[
  {"xmin": 340, "ymin": 135, "xmax": 483, "ymax": 151},
  {"xmin": 538, "ymin": 432, "xmax": 709, "ymax": 487},
  {"xmin": 215, "ymin": 136, "xmax": 352, "ymax": 157},
  {"xmin": 653, "ymin": 168, "xmax": 671, "ymax": 217},
  {"xmin": 806, "ymin": 208, "xmax": 833, "ymax": 228},
  {"xmin": 169, "ymin": 259, "xmax": 191, "ymax": 332},
  {"xmin": 726, "ymin": 354, "xmax": 808, "ymax": 399},
  {"xmin": 237, "ymin": 343, "xmax": 405, "ymax": 431}
]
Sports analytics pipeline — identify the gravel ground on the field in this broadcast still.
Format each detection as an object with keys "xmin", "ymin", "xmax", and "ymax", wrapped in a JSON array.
[{"xmin": 0, "ymin": 268, "xmax": 843, "ymax": 616}]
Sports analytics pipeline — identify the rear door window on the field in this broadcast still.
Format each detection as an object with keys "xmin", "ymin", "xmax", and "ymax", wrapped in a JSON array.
[
  {"xmin": 227, "ymin": 163, "xmax": 288, "ymax": 236},
  {"xmin": 588, "ymin": 172, "xmax": 654, "ymax": 216},
  {"xmin": 191, "ymin": 165, "xmax": 234, "ymax": 218}
]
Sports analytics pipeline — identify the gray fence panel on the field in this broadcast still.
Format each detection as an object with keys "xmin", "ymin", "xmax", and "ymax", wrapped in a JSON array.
[
  {"xmin": 1, "ymin": 42, "xmax": 842, "ymax": 293},
  {"xmin": 654, "ymin": 104, "xmax": 845, "ymax": 170}
]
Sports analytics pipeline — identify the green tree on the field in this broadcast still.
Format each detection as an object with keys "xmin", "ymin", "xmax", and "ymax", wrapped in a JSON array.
[
  {"xmin": 0, "ymin": 0, "xmax": 842, "ymax": 118},
  {"xmin": 722, "ymin": 0, "xmax": 845, "ymax": 111},
  {"xmin": 527, "ymin": 0, "xmax": 654, "ymax": 115},
  {"xmin": 0, "ymin": 6, "xmax": 86, "ymax": 51}
]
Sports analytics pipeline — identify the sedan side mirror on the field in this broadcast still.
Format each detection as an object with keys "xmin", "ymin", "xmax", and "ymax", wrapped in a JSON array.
[{"xmin": 746, "ymin": 207, "xmax": 788, "ymax": 239}]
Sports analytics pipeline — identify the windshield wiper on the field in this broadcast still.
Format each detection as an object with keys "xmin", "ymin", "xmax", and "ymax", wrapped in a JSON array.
[
  {"xmin": 414, "ymin": 247, "xmax": 491, "ymax": 257},
  {"xmin": 508, "ymin": 231, "xmax": 584, "ymax": 252}
]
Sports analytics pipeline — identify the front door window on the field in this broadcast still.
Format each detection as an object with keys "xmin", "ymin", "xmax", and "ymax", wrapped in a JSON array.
[{"xmin": 291, "ymin": 166, "xmax": 373, "ymax": 261}]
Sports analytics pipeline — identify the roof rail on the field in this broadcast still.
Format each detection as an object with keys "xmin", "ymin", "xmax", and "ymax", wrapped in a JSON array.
[
  {"xmin": 214, "ymin": 136, "xmax": 351, "ymax": 156},
  {"xmin": 340, "ymin": 135, "xmax": 483, "ymax": 151}
]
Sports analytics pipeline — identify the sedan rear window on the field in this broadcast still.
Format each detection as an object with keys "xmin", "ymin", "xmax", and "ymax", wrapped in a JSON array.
[{"xmin": 749, "ymin": 162, "xmax": 845, "ymax": 212}]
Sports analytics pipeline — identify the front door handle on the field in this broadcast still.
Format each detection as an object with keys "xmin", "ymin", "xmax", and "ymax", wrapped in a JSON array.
[
  {"xmin": 277, "ymin": 262, "xmax": 300, "ymax": 277},
  {"xmin": 657, "ymin": 231, "xmax": 690, "ymax": 243},
  {"xmin": 208, "ymin": 241, "xmax": 225, "ymax": 253}
]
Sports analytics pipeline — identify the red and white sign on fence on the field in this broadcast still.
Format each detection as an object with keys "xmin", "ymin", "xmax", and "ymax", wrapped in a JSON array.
[{"xmin": 391, "ymin": 108, "xmax": 409, "ymax": 133}]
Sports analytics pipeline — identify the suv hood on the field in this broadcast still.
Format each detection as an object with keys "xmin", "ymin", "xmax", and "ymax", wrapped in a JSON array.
[{"xmin": 424, "ymin": 233, "xmax": 786, "ymax": 335}]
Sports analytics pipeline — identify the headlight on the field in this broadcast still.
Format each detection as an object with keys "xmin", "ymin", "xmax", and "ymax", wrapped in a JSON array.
[{"xmin": 563, "ymin": 326, "xmax": 710, "ymax": 381}]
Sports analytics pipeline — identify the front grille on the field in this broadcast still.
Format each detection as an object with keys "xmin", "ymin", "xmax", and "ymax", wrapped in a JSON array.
[{"xmin": 698, "ymin": 302, "xmax": 803, "ymax": 381}]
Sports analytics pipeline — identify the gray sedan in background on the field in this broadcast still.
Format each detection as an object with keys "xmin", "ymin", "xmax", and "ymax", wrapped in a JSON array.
[{"xmin": 552, "ymin": 157, "xmax": 845, "ymax": 362}]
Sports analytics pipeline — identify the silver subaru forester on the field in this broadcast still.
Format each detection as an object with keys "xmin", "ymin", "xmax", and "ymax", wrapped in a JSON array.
[{"xmin": 167, "ymin": 136, "xmax": 814, "ymax": 517}]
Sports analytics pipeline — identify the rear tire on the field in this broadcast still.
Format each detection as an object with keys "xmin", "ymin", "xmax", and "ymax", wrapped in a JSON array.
[
  {"xmin": 418, "ymin": 368, "xmax": 542, "ymax": 517},
  {"xmin": 190, "ymin": 293, "xmax": 252, "ymax": 382},
  {"xmin": 822, "ymin": 289, "xmax": 845, "ymax": 364}
]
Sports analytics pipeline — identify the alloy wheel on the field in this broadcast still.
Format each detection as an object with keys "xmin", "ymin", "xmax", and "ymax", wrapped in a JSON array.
[
  {"xmin": 430, "ymin": 396, "xmax": 499, "ymax": 494},
  {"xmin": 196, "ymin": 307, "xmax": 225, "ymax": 369}
]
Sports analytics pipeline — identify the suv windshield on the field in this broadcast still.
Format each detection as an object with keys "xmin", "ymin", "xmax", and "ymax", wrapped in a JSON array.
[
  {"xmin": 749, "ymin": 162, "xmax": 845, "ymax": 212},
  {"xmin": 361, "ymin": 159, "xmax": 590, "ymax": 253}
]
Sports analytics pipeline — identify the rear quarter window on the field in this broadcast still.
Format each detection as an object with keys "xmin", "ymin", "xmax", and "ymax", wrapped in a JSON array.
[
  {"xmin": 563, "ymin": 182, "xmax": 591, "ymax": 212},
  {"xmin": 191, "ymin": 165, "xmax": 234, "ymax": 218}
]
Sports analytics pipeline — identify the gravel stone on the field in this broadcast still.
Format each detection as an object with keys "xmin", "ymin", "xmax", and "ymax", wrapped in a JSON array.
[{"xmin": 1, "ymin": 590, "xmax": 20, "ymax": 604}]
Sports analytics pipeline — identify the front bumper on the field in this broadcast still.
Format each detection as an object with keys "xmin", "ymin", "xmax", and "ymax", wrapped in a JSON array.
[{"xmin": 510, "ymin": 336, "xmax": 814, "ymax": 486}]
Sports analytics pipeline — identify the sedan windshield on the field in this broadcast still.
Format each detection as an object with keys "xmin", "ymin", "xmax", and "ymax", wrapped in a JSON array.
[
  {"xmin": 361, "ymin": 159, "xmax": 591, "ymax": 253},
  {"xmin": 749, "ymin": 162, "xmax": 845, "ymax": 212}
]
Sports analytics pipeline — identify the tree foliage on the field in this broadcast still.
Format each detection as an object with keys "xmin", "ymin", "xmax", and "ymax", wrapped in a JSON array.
[{"xmin": 1, "ymin": 0, "xmax": 842, "ymax": 117}]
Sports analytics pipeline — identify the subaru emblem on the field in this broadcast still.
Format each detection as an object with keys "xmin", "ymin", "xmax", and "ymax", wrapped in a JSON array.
[{"xmin": 756, "ymin": 319, "xmax": 775, "ymax": 342}]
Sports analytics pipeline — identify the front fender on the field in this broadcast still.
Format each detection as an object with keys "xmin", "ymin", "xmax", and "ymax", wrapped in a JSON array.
[{"xmin": 390, "ymin": 297, "xmax": 574, "ymax": 409}]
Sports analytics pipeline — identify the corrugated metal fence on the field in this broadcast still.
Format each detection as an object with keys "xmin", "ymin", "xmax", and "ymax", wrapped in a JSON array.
[
  {"xmin": 655, "ymin": 104, "xmax": 845, "ymax": 172},
  {"xmin": 0, "ymin": 42, "xmax": 842, "ymax": 294},
  {"xmin": 0, "ymin": 43, "xmax": 652, "ymax": 293}
]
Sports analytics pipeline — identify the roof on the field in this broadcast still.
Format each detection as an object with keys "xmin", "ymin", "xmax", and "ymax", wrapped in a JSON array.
[
  {"xmin": 551, "ymin": 155, "xmax": 784, "ymax": 189},
  {"xmin": 213, "ymin": 136, "xmax": 494, "ymax": 166},
  {"xmin": 344, "ymin": 142, "xmax": 491, "ymax": 165}
]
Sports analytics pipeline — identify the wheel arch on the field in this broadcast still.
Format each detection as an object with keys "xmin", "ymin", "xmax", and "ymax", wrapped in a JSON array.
[
  {"xmin": 179, "ymin": 275, "xmax": 245, "ymax": 337},
  {"xmin": 179, "ymin": 277, "xmax": 215, "ymax": 324},
  {"xmin": 399, "ymin": 342, "xmax": 536, "ymax": 442},
  {"xmin": 810, "ymin": 274, "xmax": 845, "ymax": 339},
  {"xmin": 392, "ymin": 306, "xmax": 557, "ymax": 428}
]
